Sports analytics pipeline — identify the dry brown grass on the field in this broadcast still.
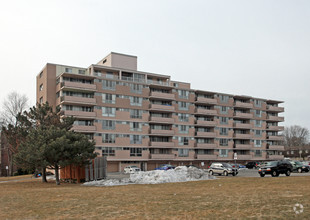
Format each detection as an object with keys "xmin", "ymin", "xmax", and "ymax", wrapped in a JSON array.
[
  {"xmin": 0, "ymin": 176, "xmax": 309, "ymax": 219},
  {"xmin": 0, "ymin": 174, "xmax": 32, "ymax": 181}
]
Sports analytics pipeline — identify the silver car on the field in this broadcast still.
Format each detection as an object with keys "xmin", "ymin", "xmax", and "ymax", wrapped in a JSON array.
[
  {"xmin": 208, "ymin": 162, "xmax": 238, "ymax": 176},
  {"xmin": 124, "ymin": 165, "xmax": 141, "ymax": 174}
]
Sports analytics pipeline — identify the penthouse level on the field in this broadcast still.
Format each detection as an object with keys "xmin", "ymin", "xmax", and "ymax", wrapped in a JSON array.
[{"xmin": 36, "ymin": 52, "xmax": 285, "ymax": 172}]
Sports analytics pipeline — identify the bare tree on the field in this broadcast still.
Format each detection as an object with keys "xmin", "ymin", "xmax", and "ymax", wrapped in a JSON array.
[
  {"xmin": 0, "ymin": 91, "xmax": 29, "ymax": 126},
  {"xmin": 0, "ymin": 91, "xmax": 28, "ymax": 176},
  {"xmin": 283, "ymin": 125, "xmax": 309, "ymax": 147}
]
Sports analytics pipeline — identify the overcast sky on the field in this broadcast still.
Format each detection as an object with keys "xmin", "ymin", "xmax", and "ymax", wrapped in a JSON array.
[{"xmin": 0, "ymin": 0, "xmax": 309, "ymax": 128}]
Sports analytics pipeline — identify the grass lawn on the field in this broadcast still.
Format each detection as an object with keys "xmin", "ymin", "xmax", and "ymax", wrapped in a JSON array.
[{"xmin": 0, "ymin": 176, "xmax": 309, "ymax": 219}]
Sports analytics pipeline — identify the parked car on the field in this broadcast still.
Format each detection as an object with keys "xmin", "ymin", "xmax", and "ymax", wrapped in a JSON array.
[
  {"xmin": 302, "ymin": 161, "xmax": 310, "ymax": 166},
  {"xmin": 289, "ymin": 161, "xmax": 310, "ymax": 173},
  {"xmin": 155, "ymin": 164, "xmax": 175, "ymax": 171},
  {"xmin": 208, "ymin": 162, "xmax": 238, "ymax": 176},
  {"xmin": 258, "ymin": 160, "xmax": 293, "ymax": 177},
  {"xmin": 229, "ymin": 163, "xmax": 246, "ymax": 169},
  {"xmin": 124, "ymin": 165, "xmax": 141, "ymax": 174},
  {"xmin": 245, "ymin": 161, "xmax": 260, "ymax": 169}
]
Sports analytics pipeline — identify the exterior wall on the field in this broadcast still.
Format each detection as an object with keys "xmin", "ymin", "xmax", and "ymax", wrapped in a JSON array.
[{"xmin": 36, "ymin": 52, "xmax": 285, "ymax": 172}]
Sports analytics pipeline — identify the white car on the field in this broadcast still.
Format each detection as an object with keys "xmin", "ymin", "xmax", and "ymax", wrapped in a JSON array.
[{"xmin": 124, "ymin": 166, "xmax": 141, "ymax": 174}]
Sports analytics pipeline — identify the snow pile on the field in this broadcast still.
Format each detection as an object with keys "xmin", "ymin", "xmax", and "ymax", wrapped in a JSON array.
[{"xmin": 83, "ymin": 166, "xmax": 214, "ymax": 186}]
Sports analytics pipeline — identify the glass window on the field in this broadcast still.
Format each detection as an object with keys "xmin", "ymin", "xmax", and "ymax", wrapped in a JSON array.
[
  {"xmin": 179, "ymin": 125, "xmax": 189, "ymax": 134},
  {"xmin": 219, "ymin": 139, "xmax": 228, "ymax": 146},
  {"xmin": 178, "ymin": 137, "xmax": 189, "ymax": 145},
  {"xmin": 130, "ymin": 148, "xmax": 142, "ymax": 156},
  {"xmin": 178, "ymin": 149, "xmax": 189, "ymax": 157},
  {"xmin": 219, "ymin": 149, "xmax": 228, "ymax": 157},
  {"xmin": 102, "ymin": 80, "xmax": 116, "ymax": 90},
  {"xmin": 102, "ymin": 120, "xmax": 115, "ymax": 130},
  {"xmin": 178, "ymin": 101, "xmax": 189, "ymax": 110},
  {"xmin": 102, "ymin": 107, "xmax": 116, "ymax": 117},
  {"xmin": 220, "ymin": 128, "xmax": 228, "ymax": 135},
  {"xmin": 102, "ymin": 94, "xmax": 116, "ymax": 104},
  {"xmin": 130, "ymin": 109, "xmax": 142, "ymax": 119},
  {"xmin": 130, "ymin": 135, "xmax": 142, "ymax": 144},
  {"xmin": 130, "ymin": 96, "xmax": 142, "ymax": 106},
  {"xmin": 102, "ymin": 134, "xmax": 116, "ymax": 143}
]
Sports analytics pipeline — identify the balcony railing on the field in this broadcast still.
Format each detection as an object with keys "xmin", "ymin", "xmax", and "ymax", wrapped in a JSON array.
[
  {"xmin": 234, "ymin": 101, "xmax": 253, "ymax": 109},
  {"xmin": 150, "ymin": 142, "xmax": 175, "ymax": 148},
  {"xmin": 195, "ymin": 120, "xmax": 217, "ymax": 127},
  {"xmin": 196, "ymin": 97, "xmax": 217, "ymax": 105},
  {"xmin": 267, "ymin": 105, "xmax": 284, "ymax": 112},
  {"xmin": 235, "ymin": 155, "xmax": 252, "ymax": 160},
  {"xmin": 150, "ymin": 129, "xmax": 175, "ymax": 136},
  {"xmin": 61, "ymin": 96, "xmax": 96, "ymax": 105},
  {"xmin": 72, "ymin": 125, "xmax": 96, "ymax": 132},
  {"xmin": 195, "ymin": 108, "xmax": 217, "ymax": 115},
  {"xmin": 195, "ymin": 132, "xmax": 216, "ymax": 138},
  {"xmin": 234, "ymin": 112, "xmax": 253, "ymax": 119},
  {"xmin": 234, "ymin": 144, "xmax": 252, "ymax": 149},
  {"xmin": 267, "ymin": 115, "xmax": 284, "ymax": 122},
  {"xmin": 267, "ymin": 135, "xmax": 284, "ymax": 141},
  {"xmin": 196, "ymin": 143, "xmax": 217, "ymax": 149},
  {"xmin": 149, "ymin": 104, "xmax": 175, "ymax": 112},
  {"xmin": 267, "ymin": 155, "xmax": 284, "ymax": 160},
  {"xmin": 267, "ymin": 145, "xmax": 285, "ymax": 151},
  {"xmin": 149, "ymin": 117, "xmax": 175, "ymax": 124},
  {"xmin": 61, "ymin": 81, "xmax": 96, "ymax": 91},
  {"xmin": 150, "ymin": 92, "xmax": 175, "ymax": 100},
  {"xmin": 150, "ymin": 154, "xmax": 175, "ymax": 160},
  {"xmin": 147, "ymin": 80, "xmax": 170, "ymax": 86},
  {"xmin": 233, "ymin": 123, "xmax": 252, "ymax": 129},
  {"xmin": 267, "ymin": 125, "xmax": 284, "ymax": 131},
  {"xmin": 234, "ymin": 133, "xmax": 253, "ymax": 139}
]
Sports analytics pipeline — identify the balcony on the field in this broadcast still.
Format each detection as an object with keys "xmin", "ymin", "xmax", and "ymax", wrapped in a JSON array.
[
  {"xmin": 196, "ymin": 132, "xmax": 216, "ymax": 138},
  {"xmin": 195, "ymin": 108, "xmax": 217, "ymax": 115},
  {"xmin": 61, "ymin": 81, "xmax": 96, "ymax": 91},
  {"xmin": 150, "ymin": 129, "xmax": 175, "ymax": 136},
  {"xmin": 267, "ymin": 105, "xmax": 284, "ymax": 112},
  {"xmin": 233, "ymin": 123, "xmax": 252, "ymax": 129},
  {"xmin": 267, "ymin": 125, "xmax": 284, "ymax": 131},
  {"xmin": 234, "ymin": 101, "xmax": 253, "ymax": 109},
  {"xmin": 196, "ymin": 120, "xmax": 217, "ymax": 127},
  {"xmin": 234, "ymin": 133, "xmax": 253, "ymax": 139},
  {"xmin": 196, "ymin": 143, "xmax": 217, "ymax": 149},
  {"xmin": 150, "ymin": 154, "xmax": 175, "ymax": 160},
  {"xmin": 196, "ymin": 97, "xmax": 217, "ymax": 105},
  {"xmin": 267, "ymin": 115, "xmax": 284, "ymax": 122},
  {"xmin": 234, "ymin": 144, "xmax": 252, "ymax": 149},
  {"xmin": 267, "ymin": 155, "xmax": 284, "ymax": 160},
  {"xmin": 63, "ymin": 110, "xmax": 96, "ymax": 119},
  {"xmin": 149, "ymin": 117, "xmax": 174, "ymax": 124},
  {"xmin": 267, "ymin": 135, "xmax": 284, "ymax": 141},
  {"xmin": 61, "ymin": 96, "xmax": 96, "ymax": 105},
  {"xmin": 235, "ymin": 155, "xmax": 252, "ymax": 160},
  {"xmin": 150, "ymin": 142, "xmax": 175, "ymax": 148},
  {"xmin": 234, "ymin": 112, "xmax": 253, "ymax": 119},
  {"xmin": 150, "ymin": 92, "xmax": 175, "ymax": 100},
  {"xmin": 196, "ymin": 155, "xmax": 218, "ymax": 160},
  {"xmin": 267, "ymin": 145, "xmax": 285, "ymax": 151},
  {"xmin": 149, "ymin": 104, "xmax": 175, "ymax": 112},
  {"xmin": 72, "ymin": 125, "xmax": 96, "ymax": 132}
]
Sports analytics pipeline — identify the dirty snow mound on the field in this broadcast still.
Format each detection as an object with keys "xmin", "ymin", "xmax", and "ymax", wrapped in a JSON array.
[{"xmin": 83, "ymin": 166, "xmax": 214, "ymax": 186}]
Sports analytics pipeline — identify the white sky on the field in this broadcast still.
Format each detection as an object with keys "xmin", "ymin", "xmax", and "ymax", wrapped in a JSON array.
[{"xmin": 0, "ymin": 0, "xmax": 309, "ymax": 128}]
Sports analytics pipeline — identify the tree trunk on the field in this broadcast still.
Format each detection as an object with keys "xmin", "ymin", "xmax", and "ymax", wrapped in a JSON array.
[
  {"xmin": 55, "ymin": 164, "xmax": 60, "ymax": 185},
  {"xmin": 41, "ymin": 167, "xmax": 47, "ymax": 183}
]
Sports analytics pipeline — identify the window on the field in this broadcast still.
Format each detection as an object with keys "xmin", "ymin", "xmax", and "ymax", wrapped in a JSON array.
[
  {"xmin": 130, "ymin": 109, "xmax": 142, "ymax": 119},
  {"xmin": 255, "ymin": 130, "xmax": 262, "ymax": 137},
  {"xmin": 255, "ymin": 120, "xmax": 262, "ymax": 127},
  {"xmin": 179, "ymin": 125, "xmax": 189, "ymax": 134},
  {"xmin": 56, "ymin": 92, "xmax": 60, "ymax": 98},
  {"xmin": 39, "ymin": 84, "xmax": 43, "ymax": 91},
  {"xmin": 178, "ymin": 137, "xmax": 189, "ymax": 145},
  {"xmin": 78, "ymin": 69, "xmax": 86, "ymax": 75},
  {"xmin": 178, "ymin": 90, "xmax": 189, "ymax": 99},
  {"xmin": 178, "ymin": 113, "xmax": 189, "ymax": 122},
  {"xmin": 178, "ymin": 149, "xmax": 189, "ymax": 157},
  {"xmin": 254, "ymin": 150, "xmax": 262, "ymax": 157},
  {"xmin": 221, "ymin": 106, "xmax": 228, "ymax": 114},
  {"xmin": 219, "ymin": 139, "xmax": 228, "ymax": 146},
  {"xmin": 65, "ymin": 67, "xmax": 72, "ymax": 73},
  {"xmin": 220, "ymin": 128, "xmax": 228, "ymax": 135},
  {"xmin": 102, "ymin": 120, "xmax": 115, "ymax": 130},
  {"xmin": 255, "ymin": 140, "xmax": 262, "ymax": 147},
  {"xmin": 106, "ymin": 72, "xmax": 114, "ymax": 79},
  {"xmin": 39, "ymin": 97, "xmax": 43, "ymax": 104},
  {"xmin": 178, "ymin": 101, "xmax": 189, "ymax": 110},
  {"xmin": 255, "ymin": 110, "xmax": 261, "ymax": 117},
  {"xmin": 220, "ymin": 117, "xmax": 228, "ymax": 125},
  {"xmin": 219, "ymin": 149, "xmax": 228, "ymax": 157},
  {"xmin": 130, "ymin": 135, "xmax": 142, "ymax": 144},
  {"xmin": 102, "ymin": 94, "xmax": 116, "ymax": 104},
  {"xmin": 130, "ymin": 122, "xmax": 142, "ymax": 131},
  {"xmin": 220, "ymin": 95, "xmax": 229, "ymax": 103},
  {"xmin": 39, "ymin": 72, "xmax": 43, "ymax": 78},
  {"xmin": 102, "ymin": 134, "xmax": 115, "ymax": 143},
  {"xmin": 255, "ymin": 100, "xmax": 262, "ymax": 107},
  {"xmin": 130, "ymin": 84, "xmax": 142, "ymax": 94},
  {"xmin": 130, "ymin": 148, "xmax": 142, "ymax": 156},
  {"xmin": 130, "ymin": 96, "xmax": 142, "ymax": 106},
  {"xmin": 102, "ymin": 80, "xmax": 116, "ymax": 90},
  {"xmin": 102, "ymin": 107, "xmax": 115, "ymax": 117},
  {"xmin": 102, "ymin": 147, "xmax": 115, "ymax": 156}
]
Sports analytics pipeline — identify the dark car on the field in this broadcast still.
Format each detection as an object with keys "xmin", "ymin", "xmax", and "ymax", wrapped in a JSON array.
[
  {"xmin": 258, "ymin": 160, "xmax": 293, "ymax": 177},
  {"xmin": 155, "ymin": 164, "xmax": 175, "ymax": 171},
  {"xmin": 290, "ymin": 161, "xmax": 310, "ymax": 173},
  {"xmin": 245, "ymin": 161, "xmax": 260, "ymax": 169}
]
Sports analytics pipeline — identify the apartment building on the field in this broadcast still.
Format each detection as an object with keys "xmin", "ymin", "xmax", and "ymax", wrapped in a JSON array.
[{"xmin": 36, "ymin": 52, "xmax": 285, "ymax": 172}]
